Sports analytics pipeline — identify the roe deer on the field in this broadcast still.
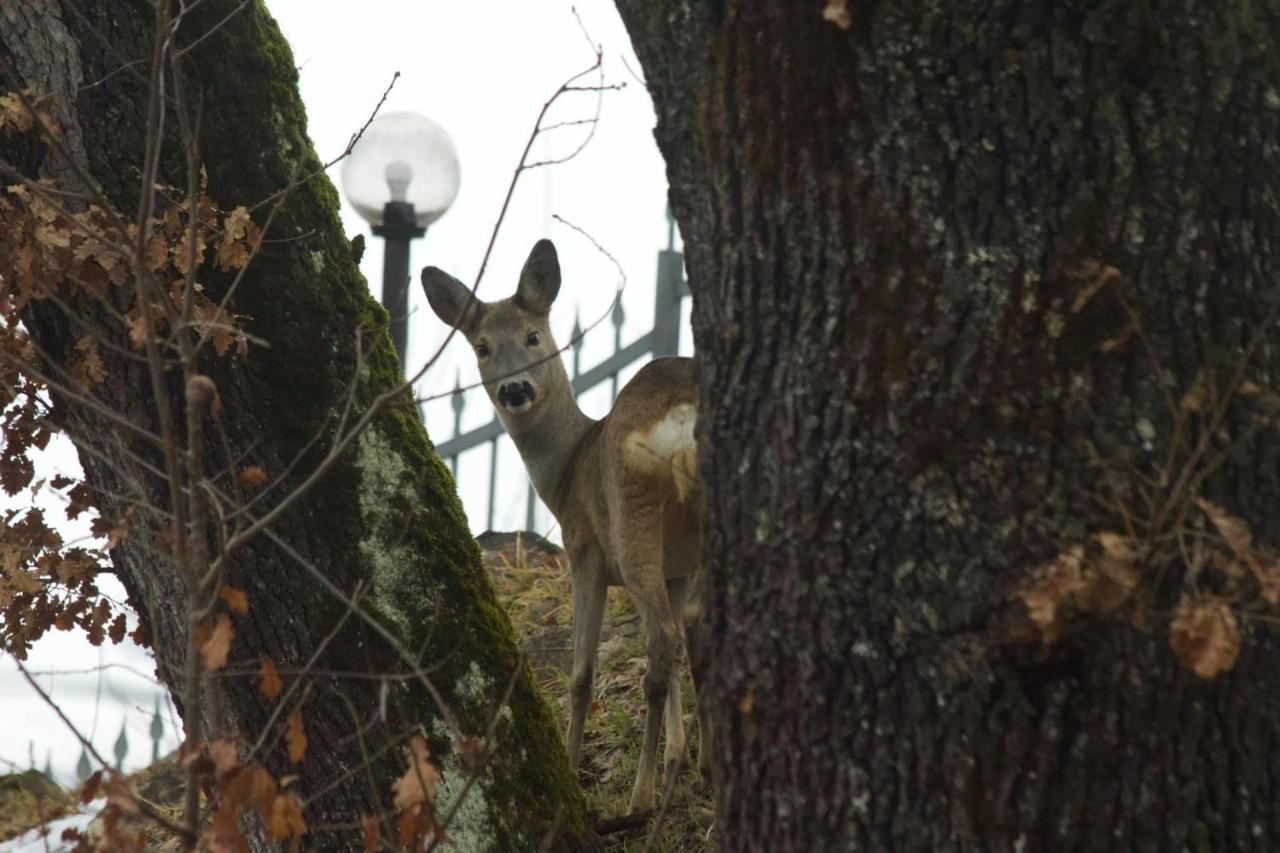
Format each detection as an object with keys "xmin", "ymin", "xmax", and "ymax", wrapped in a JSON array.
[{"xmin": 421, "ymin": 240, "xmax": 708, "ymax": 813}]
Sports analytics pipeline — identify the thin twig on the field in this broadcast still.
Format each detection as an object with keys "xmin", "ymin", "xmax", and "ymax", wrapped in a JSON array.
[
  {"xmin": 408, "ymin": 40, "xmax": 616, "ymax": 389},
  {"xmin": 249, "ymin": 72, "xmax": 400, "ymax": 214},
  {"xmin": 414, "ymin": 213, "xmax": 626, "ymax": 406},
  {"xmin": 426, "ymin": 655, "xmax": 526, "ymax": 852},
  {"xmin": 642, "ymin": 755, "xmax": 686, "ymax": 852},
  {"xmin": 12, "ymin": 659, "xmax": 196, "ymax": 845},
  {"xmin": 174, "ymin": 0, "xmax": 252, "ymax": 58},
  {"xmin": 246, "ymin": 582, "xmax": 366, "ymax": 764},
  {"xmin": 257, "ymin": 526, "xmax": 464, "ymax": 740}
]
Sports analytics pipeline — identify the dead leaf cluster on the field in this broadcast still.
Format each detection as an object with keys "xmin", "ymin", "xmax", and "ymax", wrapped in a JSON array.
[
  {"xmin": 1017, "ymin": 531, "xmax": 1144, "ymax": 643},
  {"xmin": 1016, "ymin": 497, "xmax": 1280, "ymax": 679},
  {"xmin": 0, "ymin": 164, "xmax": 263, "ymax": 658}
]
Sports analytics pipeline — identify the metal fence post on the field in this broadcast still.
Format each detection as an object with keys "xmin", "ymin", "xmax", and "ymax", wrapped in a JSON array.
[
  {"xmin": 450, "ymin": 372, "xmax": 465, "ymax": 477},
  {"xmin": 653, "ymin": 208, "xmax": 686, "ymax": 357},
  {"xmin": 486, "ymin": 437, "xmax": 498, "ymax": 532}
]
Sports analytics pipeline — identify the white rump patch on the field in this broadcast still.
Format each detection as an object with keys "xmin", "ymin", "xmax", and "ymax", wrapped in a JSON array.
[{"xmin": 622, "ymin": 403, "xmax": 698, "ymax": 501}]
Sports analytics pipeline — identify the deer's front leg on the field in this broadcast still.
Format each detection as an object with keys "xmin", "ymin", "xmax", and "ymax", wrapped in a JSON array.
[{"xmin": 565, "ymin": 547, "xmax": 607, "ymax": 771}]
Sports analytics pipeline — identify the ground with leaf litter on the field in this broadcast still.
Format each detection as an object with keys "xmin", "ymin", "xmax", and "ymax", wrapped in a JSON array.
[
  {"xmin": 0, "ymin": 533, "xmax": 713, "ymax": 851},
  {"xmin": 479, "ymin": 531, "xmax": 714, "ymax": 851}
]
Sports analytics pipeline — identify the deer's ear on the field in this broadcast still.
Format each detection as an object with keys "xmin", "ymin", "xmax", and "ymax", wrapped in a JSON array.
[
  {"xmin": 421, "ymin": 266, "xmax": 485, "ymax": 335},
  {"xmin": 514, "ymin": 239, "xmax": 560, "ymax": 316}
]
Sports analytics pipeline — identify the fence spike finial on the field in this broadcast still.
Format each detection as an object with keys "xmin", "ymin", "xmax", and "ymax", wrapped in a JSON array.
[
  {"xmin": 113, "ymin": 721, "xmax": 129, "ymax": 771},
  {"xmin": 610, "ymin": 296, "xmax": 625, "ymax": 401},
  {"xmin": 150, "ymin": 697, "xmax": 164, "ymax": 763},
  {"xmin": 451, "ymin": 369, "xmax": 466, "ymax": 415},
  {"xmin": 76, "ymin": 746, "xmax": 91, "ymax": 782},
  {"xmin": 570, "ymin": 311, "xmax": 584, "ymax": 385}
]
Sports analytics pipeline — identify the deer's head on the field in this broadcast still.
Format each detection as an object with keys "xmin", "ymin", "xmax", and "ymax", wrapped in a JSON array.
[{"xmin": 421, "ymin": 239, "xmax": 566, "ymax": 417}]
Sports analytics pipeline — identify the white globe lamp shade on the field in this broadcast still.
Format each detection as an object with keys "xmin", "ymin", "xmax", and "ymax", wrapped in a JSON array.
[{"xmin": 341, "ymin": 112, "xmax": 460, "ymax": 227}]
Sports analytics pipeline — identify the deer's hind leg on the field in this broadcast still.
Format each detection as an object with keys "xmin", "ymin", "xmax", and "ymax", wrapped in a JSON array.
[
  {"xmin": 616, "ymin": 495, "xmax": 679, "ymax": 814},
  {"xmin": 682, "ymin": 572, "xmax": 713, "ymax": 786},
  {"xmin": 565, "ymin": 545, "xmax": 607, "ymax": 772},
  {"xmin": 662, "ymin": 575, "xmax": 691, "ymax": 779}
]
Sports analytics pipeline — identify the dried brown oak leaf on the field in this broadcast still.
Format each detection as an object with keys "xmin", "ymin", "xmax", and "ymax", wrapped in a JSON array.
[
  {"xmin": 0, "ymin": 92, "xmax": 35, "ymax": 135},
  {"xmin": 80, "ymin": 770, "xmax": 103, "ymax": 804},
  {"xmin": 268, "ymin": 791, "xmax": 306, "ymax": 843},
  {"xmin": 1169, "ymin": 596, "xmax": 1240, "ymax": 679},
  {"xmin": 361, "ymin": 815, "xmax": 381, "ymax": 852},
  {"xmin": 1250, "ymin": 557, "xmax": 1280, "ymax": 607},
  {"xmin": 1196, "ymin": 498, "xmax": 1252, "ymax": 559},
  {"xmin": 822, "ymin": 0, "xmax": 852, "ymax": 30},
  {"xmin": 286, "ymin": 709, "xmax": 307, "ymax": 763},
  {"xmin": 198, "ymin": 612, "xmax": 234, "ymax": 671},
  {"xmin": 1018, "ymin": 545, "xmax": 1086, "ymax": 640},
  {"xmin": 259, "ymin": 657, "xmax": 283, "ymax": 699},
  {"xmin": 105, "ymin": 774, "xmax": 140, "ymax": 816},
  {"xmin": 1077, "ymin": 531, "xmax": 1143, "ymax": 615},
  {"xmin": 216, "ymin": 206, "xmax": 259, "ymax": 271},
  {"xmin": 207, "ymin": 738, "xmax": 239, "ymax": 778},
  {"xmin": 391, "ymin": 736, "xmax": 439, "ymax": 811},
  {"xmin": 68, "ymin": 337, "xmax": 106, "ymax": 391},
  {"xmin": 103, "ymin": 506, "xmax": 135, "ymax": 551},
  {"xmin": 218, "ymin": 584, "xmax": 249, "ymax": 615}
]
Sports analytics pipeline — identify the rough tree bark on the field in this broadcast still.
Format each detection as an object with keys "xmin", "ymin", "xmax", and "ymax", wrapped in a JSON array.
[
  {"xmin": 618, "ymin": 2, "xmax": 1280, "ymax": 850},
  {"xmin": 0, "ymin": 1, "xmax": 584, "ymax": 849}
]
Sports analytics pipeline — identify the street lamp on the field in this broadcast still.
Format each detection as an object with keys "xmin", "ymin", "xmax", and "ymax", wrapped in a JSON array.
[{"xmin": 341, "ymin": 111, "xmax": 460, "ymax": 369}]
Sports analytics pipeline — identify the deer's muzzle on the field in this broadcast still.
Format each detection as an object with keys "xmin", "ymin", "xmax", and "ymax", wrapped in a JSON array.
[{"xmin": 497, "ymin": 380, "xmax": 536, "ymax": 413}]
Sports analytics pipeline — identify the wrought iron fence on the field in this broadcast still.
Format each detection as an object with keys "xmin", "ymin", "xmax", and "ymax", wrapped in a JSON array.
[
  {"xmin": 16, "ymin": 695, "xmax": 169, "ymax": 785},
  {"xmin": 431, "ymin": 215, "xmax": 690, "ymax": 533}
]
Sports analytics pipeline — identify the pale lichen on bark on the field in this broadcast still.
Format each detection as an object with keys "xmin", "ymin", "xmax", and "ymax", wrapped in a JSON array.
[{"xmin": 357, "ymin": 427, "xmax": 438, "ymax": 637}]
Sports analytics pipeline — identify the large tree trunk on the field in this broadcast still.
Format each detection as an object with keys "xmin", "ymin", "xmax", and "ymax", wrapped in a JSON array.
[
  {"xmin": 0, "ymin": 1, "xmax": 585, "ymax": 849},
  {"xmin": 618, "ymin": 2, "xmax": 1280, "ymax": 850}
]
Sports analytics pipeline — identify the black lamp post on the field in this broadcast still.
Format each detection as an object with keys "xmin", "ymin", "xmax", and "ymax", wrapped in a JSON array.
[{"xmin": 341, "ymin": 112, "xmax": 460, "ymax": 371}]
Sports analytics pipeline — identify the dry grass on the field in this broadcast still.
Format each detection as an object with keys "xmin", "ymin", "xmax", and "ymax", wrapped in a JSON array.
[
  {"xmin": 0, "ymin": 769, "xmax": 73, "ymax": 844},
  {"xmin": 3, "ymin": 534, "xmax": 715, "ymax": 851},
  {"xmin": 479, "ymin": 532, "xmax": 715, "ymax": 851}
]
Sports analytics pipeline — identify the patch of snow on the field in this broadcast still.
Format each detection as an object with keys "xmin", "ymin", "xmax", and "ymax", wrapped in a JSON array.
[{"xmin": 0, "ymin": 800, "xmax": 103, "ymax": 853}]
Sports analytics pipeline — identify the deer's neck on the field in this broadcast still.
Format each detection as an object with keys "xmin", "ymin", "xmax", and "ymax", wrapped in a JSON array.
[{"xmin": 500, "ymin": 388, "xmax": 597, "ymax": 518}]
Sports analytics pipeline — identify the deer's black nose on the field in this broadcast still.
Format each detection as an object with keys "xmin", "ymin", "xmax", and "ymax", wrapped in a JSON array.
[{"xmin": 497, "ymin": 381, "xmax": 535, "ymax": 408}]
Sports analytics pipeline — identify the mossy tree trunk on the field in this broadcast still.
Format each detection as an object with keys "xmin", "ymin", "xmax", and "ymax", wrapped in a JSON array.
[
  {"xmin": 0, "ymin": 1, "xmax": 584, "ymax": 849},
  {"xmin": 618, "ymin": 1, "xmax": 1280, "ymax": 849}
]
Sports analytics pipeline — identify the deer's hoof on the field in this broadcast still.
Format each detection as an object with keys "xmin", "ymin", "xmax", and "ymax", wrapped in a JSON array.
[{"xmin": 628, "ymin": 790, "xmax": 656, "ymax": 815}]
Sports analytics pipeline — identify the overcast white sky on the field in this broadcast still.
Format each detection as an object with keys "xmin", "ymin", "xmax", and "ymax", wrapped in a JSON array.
[{"xmin": 1, "ymin": 0, "xmax": 688, "ymax": 790}]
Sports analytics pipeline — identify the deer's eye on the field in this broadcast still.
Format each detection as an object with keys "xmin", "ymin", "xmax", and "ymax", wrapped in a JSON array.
[
  {"xmin": 476, "ymin": 343, "xmax": 491, "ymax": 358},
  {"xmin": 526, "ymin": 331, "xmax": 540, "ymax": 347}
]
